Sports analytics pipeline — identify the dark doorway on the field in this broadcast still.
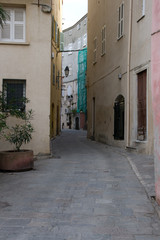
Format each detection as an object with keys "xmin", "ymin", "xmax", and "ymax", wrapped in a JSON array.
[
  {"xmin": 114, "ymin": 95, "xmax": 125, "ymax": 140},
  {"xmin": 75, "ymin": 117, "xmax": 79, "ymax": 130},
  {"xmin": 92, "ymin": 97, "xmax": 95, "ymax": 139}
]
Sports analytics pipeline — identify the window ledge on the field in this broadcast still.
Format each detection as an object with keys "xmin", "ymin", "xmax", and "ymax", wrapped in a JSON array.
[
  {"xmin": 101, "ymin": 53, "xmax": 106, "ymax": 57},
  {"xmin": 135, "ymin": 140, "xmax": 147, "ymax": 144},
  {"xmin": 0, "ymin": 42, "xmax": 30, "ymax": 46},
  {"xmin": 137, "ymin": 15, "xmax": 145, "ymax": 23},
  {"xmin": 117, "ymin": 35, "xmax": 124, "ymax": 41}
]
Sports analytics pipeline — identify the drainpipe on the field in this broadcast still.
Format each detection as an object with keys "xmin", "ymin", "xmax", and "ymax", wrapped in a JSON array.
[{"xmin": 126, "ymin": 0, "xmax": 133, "ymax": 148}]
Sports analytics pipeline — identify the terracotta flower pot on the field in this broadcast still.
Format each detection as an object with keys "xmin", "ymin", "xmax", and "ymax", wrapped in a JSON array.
[{"xmin": 0, "ymin": 150, "xmax": 34, "ymax": 171}]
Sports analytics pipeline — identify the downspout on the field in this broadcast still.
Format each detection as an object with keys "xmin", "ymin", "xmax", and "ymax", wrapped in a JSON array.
[
  {"xmin": 50, "ymin": 0, "xmax": 53, "ymax": 139},
  {"xmin": 126, "ymin": 0, "xmax": 133, "ymax": 147}
]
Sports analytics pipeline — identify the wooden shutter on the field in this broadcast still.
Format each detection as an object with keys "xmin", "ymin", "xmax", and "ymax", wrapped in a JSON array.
[
  {"xmin": 137, "ymin": 70, "xmax": 146, "ymax": 140},
  {"xmin": 52, "ymin": 16, "xmax": 54, "ymax": 39},
  {"xmin": 53, "ymin": 64, "xmax": 55, "ymax": 85},
  {"xmin": 60, "ymin": 32, "xmax": 64, "ymax": 51},
  {"xmin": 118, "ymin": 3, "xmax": 124, "ymax": 39},
  {"xmin": 93, "ymin": 37, "xmax": 97, "ymax": 63}
]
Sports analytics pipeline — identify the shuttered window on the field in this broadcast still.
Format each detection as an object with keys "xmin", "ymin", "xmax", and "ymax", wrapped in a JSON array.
[
  {"xmin": 118, "ymin": 3, "xmax": 124, "ymax": 39},
  {"xmin": 83, "ymin": 34, "xmax": 87, "ymax": 47},
  {"xmin": 0, "ymin": 8, "xmax": 25, "ymax": 42},
  {"xmin": 93, "ymin": 37, "xmax": 97, "ymax": 64},
  {"xmin": 137, "ymin": 70, "xmax": 147, "ymax": 140}
]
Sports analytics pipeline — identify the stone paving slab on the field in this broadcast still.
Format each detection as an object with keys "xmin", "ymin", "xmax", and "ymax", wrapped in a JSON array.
[{"xmin": 0, "ymin": 129, "xmax": 160, "ymax": 239}]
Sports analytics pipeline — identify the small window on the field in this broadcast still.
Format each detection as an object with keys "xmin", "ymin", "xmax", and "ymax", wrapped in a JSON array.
[
  {"xmin": 83, "ymin": 34, "xmax": 87, "ymax": 47},
  {"xmin": 3, "ymin": 79, "xmax": 26, "ymax": 110},
  {"xmin": 68, "ymin": 43, "xmax": 72, "ymax": 55},
  {"xmin": 78, "ymin": 37, "xmax": 81, "ymax": 49},
  {"xmin": 0, "ymin": 8, "xmax": 26, "ymax": 43},
  {"xmin": 93, "ymin": 37, "xmax": 97, "ymax": 64},
  {"xmin": 77, "ymin": 23, "xmax": 81, "ymax": 30},
  {"xmin": 118, "ymin": 3, "xmax": 124, "ymax": 39},
  {"xmin": 101, "ymin": 25, "xmax": 106, "ymax": 56},
  {"xmin": 69, "ymin": 30, "xmax": 72, "ymax": 36}
]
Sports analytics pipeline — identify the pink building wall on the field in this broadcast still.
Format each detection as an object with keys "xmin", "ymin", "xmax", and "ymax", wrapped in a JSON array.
[{"xmin": 152, "ymin": 0, "xmax": 160, "ymax": 205}]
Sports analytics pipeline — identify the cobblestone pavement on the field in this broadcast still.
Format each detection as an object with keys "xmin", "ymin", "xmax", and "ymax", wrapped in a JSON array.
[{"xmin": 0, "ymin": 130, "xmax": 160, "ymax": 240}]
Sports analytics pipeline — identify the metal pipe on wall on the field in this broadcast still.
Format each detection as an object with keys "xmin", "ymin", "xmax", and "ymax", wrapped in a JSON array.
[{"xmin": 126, "ymin": 0, "xmax": 133, "ymax": 147}]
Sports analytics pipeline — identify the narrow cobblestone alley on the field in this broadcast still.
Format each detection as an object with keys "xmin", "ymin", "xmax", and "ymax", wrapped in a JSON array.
[{"xmin": 0, "ymin": 130, "xmax": 160, "ymax": 240}]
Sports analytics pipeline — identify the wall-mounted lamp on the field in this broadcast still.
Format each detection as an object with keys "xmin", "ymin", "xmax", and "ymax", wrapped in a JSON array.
[
  {"xmin": 32, "ymin": 1, "xmax": 52, "ymax": 13},
  {"xmin": 64, "ymin": 66, "xmax": 69, "ymax": 77},
  {"xmin": 118, "ymin": 73, "xmax": 122, "ymax": 80},
  {"xmin": 56, "ymin": 66, "xmax": 69, "ymax": 81}
]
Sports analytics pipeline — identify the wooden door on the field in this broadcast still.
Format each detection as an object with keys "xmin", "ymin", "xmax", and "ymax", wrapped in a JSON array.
[{"xmin": 137, "ymin": 70, "xmax": 147, "ymax": 140}]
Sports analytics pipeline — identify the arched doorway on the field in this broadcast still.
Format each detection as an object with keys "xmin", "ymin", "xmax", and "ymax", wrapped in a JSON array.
[{"xmin": 114, "ymin": 95, "xmax": 125, "ymax": 140}]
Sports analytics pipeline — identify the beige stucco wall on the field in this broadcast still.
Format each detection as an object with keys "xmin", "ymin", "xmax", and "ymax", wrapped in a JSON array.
[
  {"xmin": 87, "ymin": 0, "xmax": 153, "ymax": 154},
  {"xmin": 129, "ymin": 0, "xmax": 153, "ymax": 154},
  {"xmin": 0, "ymin": 0, "xmax": 52, "ymax": 155}
]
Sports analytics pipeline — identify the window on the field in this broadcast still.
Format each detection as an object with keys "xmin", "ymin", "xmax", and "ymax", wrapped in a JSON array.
[
  {"xmin": 60, "ymin": 32, "xmax": 64, "ymax": 51},
  {"xmin": 77, "ymin": 23, "xmax": 81, "ymax": 30},
  {"xmin": 137, "ymin": 0, "xmax": 145, "ymax": 21},
  {"xmin": 137, "ymin": 70, "xmax": 147, "ymax": 141},
  {"xmin": 118, "ymin": 3, "xmax": 124, "ymax": 39},
  {"xmin": 68, "ymin": 43, "xmax": 72, "ymax": 55},
  {"xmin": 56, "ymin": 70, "xmax": 60, "ymax": 89},
  {"xmin": 0, "ymin": 8, "xmax": 25, "ymax": 43},
  {"xmin": 101, "ymin": 25, "xmax": 106, "ymax": 56},
  {"xmin": 93, "ymin": 37, "xmax": 97, "ymax": 64},
  {"xmin": 55, "ymin": 22, "xmax": 58, "ymax": 43},
  {"xmin": 68, "ymin": 65, "xmax": 72, "ymax": 76},
  {"xmin": 69, "ymin": 30, "xmax": 72, "ymax": 36},
  {"xmin": 83, "ymin": 34, "xmax": 87, "ymax": 47},
  {"xmin": 78, "ymin": 37, "xmax": 81, "ymax": 49},
  {"xmin": 3, "ymin": 79, "xmax": 26, "ymax": 110}
]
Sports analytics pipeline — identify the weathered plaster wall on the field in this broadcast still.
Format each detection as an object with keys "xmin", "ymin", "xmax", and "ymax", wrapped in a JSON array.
[{"xmin": 151, "ymin": 0, "xmax": 160, "ymax": 204}]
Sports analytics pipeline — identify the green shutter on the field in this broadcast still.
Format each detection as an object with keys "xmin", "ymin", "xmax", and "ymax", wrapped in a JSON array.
[{"xmin": 60, "ymin": 32, "xmax": 64, "ymax": 51}]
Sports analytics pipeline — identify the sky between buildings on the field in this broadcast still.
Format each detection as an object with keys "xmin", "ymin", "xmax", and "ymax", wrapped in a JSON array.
[{"xmin": 62, "ymin": 0, "xmax": 88, "ymax": 30}]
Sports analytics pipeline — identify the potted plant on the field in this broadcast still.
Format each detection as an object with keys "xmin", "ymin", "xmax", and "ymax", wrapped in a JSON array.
[{"xmin": 0, "ymin": 90, "xmax": 34, "ymax": 171}]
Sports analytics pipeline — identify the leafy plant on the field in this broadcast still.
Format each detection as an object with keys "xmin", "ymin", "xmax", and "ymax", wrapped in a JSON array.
[
  {"xmin": 0, "ymin": 5, "xmax": 10, "ymax": 28},
  {"xmin": 0, "ymin": 90, "xmax": 34, "ymax": 151},
  {"xmin": 5, "ymin": 117, "xmax": 34, "ymax": 152}
]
